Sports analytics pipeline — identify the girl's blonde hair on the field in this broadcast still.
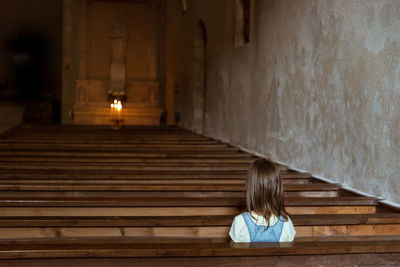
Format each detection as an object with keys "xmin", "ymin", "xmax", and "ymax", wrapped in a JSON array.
[{"xmin": 246, "ymin": 158, "xmax": 288, "ymax": 228}]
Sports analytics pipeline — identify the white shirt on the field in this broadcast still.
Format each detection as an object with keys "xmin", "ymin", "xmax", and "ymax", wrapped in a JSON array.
[{"xmin": 229, "ymin": 212, "xmax": 296, "ymax": 242}]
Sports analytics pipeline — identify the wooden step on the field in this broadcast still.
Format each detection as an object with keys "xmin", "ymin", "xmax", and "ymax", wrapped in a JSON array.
[
  {"xmin": 0, "ymin": 161, "xmax": 252, "ymax": 167},
  {"xmin": 0, "ymin": 190, "xmax": 313, "ymax": 198},
  {"xmin": 0, "ymin": 157, "xmax": 256, "ymax": 164},
  {"xmin": 0, "ymin": 162, "xmax": 252, "ymax": 168},
  {"xmin": 0, "ymin": 197, "xmax": 377, "ymax": 216},
  {"xmin": 0, "ymin": 139, "xmax": 220, "ymax": 144},
  {"xmin": 0, "ymin": 133, "xmax": 213, "ymax": 138},
  {"xmin": 0, "ymin": 191, "xmax": 245, "ymax": 198},
  {"xmin": 0, "ymin": 177, "xmax": 309, "ymax": 185},
  {"xmin": 0, "ymin": 222, "xmax": 399, "ymax": 239},
  {"xmin": 0, "ymin": 196, "xmax": 362, "ymax": 207},
  {"xmin": 0, "ymin": 150, "xmax": 251, "ymax": 158},
  {"xmin": 0, "ymin": 171, "xmax": 249, "ymax": 179},
  {"xmin": 3, "ymin": 234, "xmax": 400, "ymax": 245},
  {"xmin": 0, "ymin": 183, "xmax": 339, "ymax": 192},
  {"xmin": 0, "ymin": 182, "xmax": 336, "ymax": 196},
  {"xmin": 1, "ymin": 214, "xmax": 398, "ymax": 227},
  {"xmin": 0, "ymin": 238, "xmax": 399, "ymax": 260},
  {"xmin": 0, "ymin": 164, "xmax": 251, "ymax": 171},
  {"xmin": 0, "ymin": 162, "xmax": 289, "ymax": 172},
  {"xmin": 0, "ymin": 171, "xmax": 304, "ymax": 180},
  {"xmin": 0, "ymin": 143, "xmax": 236, "ymax": 150},
  {"xmin": 0, "ymin": 207, "xmax": 377, "ymax": 216},
  {"xmin": 0, "ymin": 135, "xmax": 210, "ymax": 140},
  {"xmin": 0, "ymin": 178, "xmax": 248, "ymax": 185},
  {"xmin": 0, "ymin": 143, "xmax": 238, "ymax": 151},
  {"xmin": 0, "ymin": 140, "xmax": 221, "ymax": 145}
]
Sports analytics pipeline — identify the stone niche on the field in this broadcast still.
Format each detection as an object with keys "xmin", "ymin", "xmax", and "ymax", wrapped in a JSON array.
[{"xmin": 73, "ymin": 0, "xmax": 162, "ymax": 125}]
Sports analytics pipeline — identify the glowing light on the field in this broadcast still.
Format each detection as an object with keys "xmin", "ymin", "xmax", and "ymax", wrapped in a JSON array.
[{"xmin": 110, "ymin": 99, "xmax": 123, "ymax": 118}]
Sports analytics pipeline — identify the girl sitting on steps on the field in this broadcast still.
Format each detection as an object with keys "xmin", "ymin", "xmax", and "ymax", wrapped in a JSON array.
[{"xmin": 229, "ymin": 158, "xmax": 296, "ymax": 242}]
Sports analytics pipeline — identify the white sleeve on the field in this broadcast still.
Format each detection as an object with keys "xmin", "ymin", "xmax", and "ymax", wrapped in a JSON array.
[
  {"xmin": 229, "ymin": 214, "xmax": 250, "ymax": 242},
  {"xmin": 279, "ymin": 216, "xmax": 296, "ymax": 242}
]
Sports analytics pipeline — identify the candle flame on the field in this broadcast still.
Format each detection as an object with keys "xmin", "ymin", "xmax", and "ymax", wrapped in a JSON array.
[{"xmin": 110, "ymin": 99, "xmax": 122, "ymax": 121}]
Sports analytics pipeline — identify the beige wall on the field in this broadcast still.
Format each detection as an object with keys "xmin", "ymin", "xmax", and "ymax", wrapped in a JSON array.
[{"xmin": 175, "ymin": 0, "xmax": 400, "ymax": 205}]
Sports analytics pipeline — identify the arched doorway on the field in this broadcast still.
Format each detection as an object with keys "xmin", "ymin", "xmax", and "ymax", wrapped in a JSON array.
[{"xmin": 191, "ymin": 21, "xmax": 207, "ymax": 134}]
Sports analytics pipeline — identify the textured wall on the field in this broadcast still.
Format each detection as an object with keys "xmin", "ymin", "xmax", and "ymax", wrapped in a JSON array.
[{"xmin": 176, "ymin": 0, "xmax": 400, "ymax": 205}]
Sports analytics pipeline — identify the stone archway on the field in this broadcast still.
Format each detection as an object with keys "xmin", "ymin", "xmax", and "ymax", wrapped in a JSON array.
[{"xmin": 191, "ymin": 20, "xmax": 207, "ymax": 134}]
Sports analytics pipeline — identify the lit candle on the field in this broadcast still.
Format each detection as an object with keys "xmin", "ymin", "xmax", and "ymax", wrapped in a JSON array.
[{"xmin": 117, "ymin": 101, "xmax": 122, "ymax": 119}]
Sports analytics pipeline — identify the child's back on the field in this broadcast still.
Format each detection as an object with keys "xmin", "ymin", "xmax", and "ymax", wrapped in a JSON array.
[
  {"xmin": 229, "ymin": 159, "xmax": 296, "ymax": 242},
  {"xmin": 229, "ymin": 211, "xmax": 295, "ymax": 242}
]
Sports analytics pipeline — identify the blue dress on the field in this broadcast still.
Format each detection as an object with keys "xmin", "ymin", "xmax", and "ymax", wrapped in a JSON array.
[{"xmin": 242, "ymin": 212, "xmax": 284, "ymax": 242}]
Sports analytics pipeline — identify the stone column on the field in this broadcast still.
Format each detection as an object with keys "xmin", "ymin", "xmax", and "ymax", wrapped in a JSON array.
[
  {"xmin": 164, "ymin": 0, "xmax": 178, "ymax": 125},
  {"xmin": 76, "ymin": 0, "xmax": 89, "ymax": 105},
  {"xmin": 62, "ymin": 0, "xmax": 74, "ymax": 123},
  {"xmin": 78, "ymin": 0, "xmax": 89, "ymax": 80},
  {"xmin": 148, "ymin": 0, "xmax": 160, "ymax": 81}
]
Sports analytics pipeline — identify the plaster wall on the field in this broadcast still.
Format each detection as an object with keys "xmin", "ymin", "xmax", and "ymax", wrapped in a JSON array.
[{"xmin": 176, "ymin": 0, "xmax": 400, "ymax": 205}]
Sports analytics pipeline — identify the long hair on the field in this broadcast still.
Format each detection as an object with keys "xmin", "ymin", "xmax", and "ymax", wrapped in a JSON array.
[{"xmin": 246, "ymin": 158, "xmax": 288, "ymax": 229}]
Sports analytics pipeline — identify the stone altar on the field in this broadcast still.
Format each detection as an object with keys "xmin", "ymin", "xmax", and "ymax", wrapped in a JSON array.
[{"xmin": 73, "ymin": 0, "xmax": 162, "ymax": 126}]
